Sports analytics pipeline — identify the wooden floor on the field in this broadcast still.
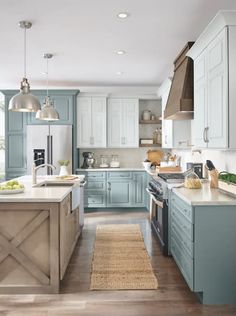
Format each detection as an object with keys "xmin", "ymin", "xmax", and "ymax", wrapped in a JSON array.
[{"xmin": 0, "ymin": 210, "xmax": 236, "ymax": 315}]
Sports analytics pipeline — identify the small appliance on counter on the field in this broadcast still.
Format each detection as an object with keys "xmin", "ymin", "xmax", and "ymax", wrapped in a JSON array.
[
  {"xmin": 81, "ymin": 152, "xmax": 95, "ymax": 169},
  {"xmin": 186, "ymin": 162, "xmax": 203, "ymax": 179}
]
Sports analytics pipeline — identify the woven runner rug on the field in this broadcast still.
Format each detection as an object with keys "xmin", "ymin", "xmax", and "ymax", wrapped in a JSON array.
[{"xmin": 90, "ymin": 224, "xmax": 158, "ymax": 290}]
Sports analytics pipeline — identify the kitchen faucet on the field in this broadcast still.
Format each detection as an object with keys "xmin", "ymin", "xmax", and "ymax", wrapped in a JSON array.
[{"xmin": 32, "ymin": 162, "xmax": 56, "ymax": 185}]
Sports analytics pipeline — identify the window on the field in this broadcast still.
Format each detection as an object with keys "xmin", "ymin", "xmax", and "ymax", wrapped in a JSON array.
[{"xmin": 0, "ymin": 93, "xmax": 5, "ymax": 181}]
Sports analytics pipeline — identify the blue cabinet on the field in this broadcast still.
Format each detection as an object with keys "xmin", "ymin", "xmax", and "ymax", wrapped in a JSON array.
[
  {"xmin": 107, "ymin": 179, "xmax": 133, "ymax": 207},
  {"xmin": 4, "ymin": 92, "xmax": 27, "ymax": 180},
  {"xmin": 27, "ymin": 90, "xmax": 77, "ymax": 125},
  {"xmin": 170, "ymin": 190, "xmax": 236, "ymax": 304},
  {"xmin": 133, "ymin": 172, "xmax": 146, "ymax": 207},
  {"xmin": 2, "ymin": 90, "xmax": 79, "ymax": 179},
  {"xmin": 77, "ymin": 170, "xmax": 147, "ymax": 209}
]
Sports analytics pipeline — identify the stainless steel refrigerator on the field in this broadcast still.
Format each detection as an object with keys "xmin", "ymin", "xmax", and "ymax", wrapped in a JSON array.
[{"xmin": 27, "ymin": 125, "xmax": 72, "ymax": 175}]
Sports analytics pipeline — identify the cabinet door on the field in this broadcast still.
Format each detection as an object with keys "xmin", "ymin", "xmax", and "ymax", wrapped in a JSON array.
[
  {"xmin": 60, "ymin": 194, "xmax": 76, "ymax": 279},
  {"xmin": 207, "ymin": 28, "xmax": 228, "ymax": 148},
  {"xmin": 77, "ymin": 97, "xmax": 92, "ymax": 147},
  {"xmin": 122, "ymin": 99, "xmax": 139, "ymax": 148},
  {"xmin": 194, "ymin": 51, "xmax": 208, "ymax": 148},
  {"xmin": 107, "ymin": 180, "xmax": 132, "ymax": 207},
  {"xmin": 5, "ymin": 94, "xmax": 27, "ymax": 180},
  {"xmin": 91, "ymin": 97, "xmax": 106, "ymax": 147},
  {"xmin": 133, "ymin": 172, "xmax": 146, "ymax": 207},
  {"xmin": 108, "ymin": 99, "xmax": 122, "ymax": 147}
]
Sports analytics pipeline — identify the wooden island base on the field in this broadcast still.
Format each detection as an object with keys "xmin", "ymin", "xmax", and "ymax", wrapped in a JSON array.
[{"xmin": 0, "ymin": 193, "xmax": 81, "ymax": 294}]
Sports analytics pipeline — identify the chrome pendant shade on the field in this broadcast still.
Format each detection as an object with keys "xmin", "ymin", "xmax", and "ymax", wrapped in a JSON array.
[
  {"xmin": 36, "ymin": 96, "xmax": 59, "ymax": 121},
  {"xmin": 36, "ymin": 53, "xmax": 59, "ymax": 121},
  {"xmin": 9, "ymin": 78, "xmax": 41, "ymax": 112},
  {"xmin": 9, "ymin": 21, "xmax": 41, "ymax": 112}
]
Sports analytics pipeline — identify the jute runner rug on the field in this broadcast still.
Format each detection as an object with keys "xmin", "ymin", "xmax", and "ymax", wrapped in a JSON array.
[{"xmin": 90, "ymin": 224, "xmax": 158, "ymax": 290}]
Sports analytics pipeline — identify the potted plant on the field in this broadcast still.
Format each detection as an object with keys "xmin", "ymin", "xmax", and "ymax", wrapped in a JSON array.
[{"xmin": 58, "ymin": 160, "xmax": 70, "ymax": 176}]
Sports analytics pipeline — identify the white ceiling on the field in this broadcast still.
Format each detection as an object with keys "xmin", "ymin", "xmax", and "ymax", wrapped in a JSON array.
[{"xmin": 1, "ymin": 0, "xmax": 236, "ymax": 90}]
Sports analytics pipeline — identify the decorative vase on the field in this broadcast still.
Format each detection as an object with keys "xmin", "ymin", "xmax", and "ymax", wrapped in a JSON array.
[{"xmin": 59, "ymin": 165, "xmax": 69, "ymax": 176}]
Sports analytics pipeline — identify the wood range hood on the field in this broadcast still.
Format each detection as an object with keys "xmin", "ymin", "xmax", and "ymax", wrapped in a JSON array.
[{"xmin": 164, "ymin": 42, "xmax": 194, "ymax": 120}]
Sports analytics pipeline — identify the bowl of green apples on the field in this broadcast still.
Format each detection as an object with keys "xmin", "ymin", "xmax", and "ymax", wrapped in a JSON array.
[{"xmin": 0, "ymin": 180, "xmax": 25, "ymax": 194}]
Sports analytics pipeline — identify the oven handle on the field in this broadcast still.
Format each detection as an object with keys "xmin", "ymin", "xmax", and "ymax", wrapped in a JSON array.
[{"xmin": 146, "ymin": 188, "xmax": 164, "ymax": 208}]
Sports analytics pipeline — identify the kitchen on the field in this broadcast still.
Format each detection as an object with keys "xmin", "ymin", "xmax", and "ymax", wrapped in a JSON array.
[{"xmin": 1, "ymin": 1, "xmax": 236, "ymax": 315}]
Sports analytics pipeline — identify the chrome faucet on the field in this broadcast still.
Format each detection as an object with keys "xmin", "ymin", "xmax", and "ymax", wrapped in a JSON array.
[{"xmin": 32, "ymin": 162, "xmax": 56, "ymax": 185}]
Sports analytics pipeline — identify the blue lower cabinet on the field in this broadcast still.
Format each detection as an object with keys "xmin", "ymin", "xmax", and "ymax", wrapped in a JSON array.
[
  {"xmin": 77, "ymin": 170, "xmax": 147, "ymax": 208},
  {"xmin": 107, "ymin": 180, "xmax": 133, "ymax": 207},
  {"xmin": 133, "ymin": 172, "xmax": 146, "ymax": 207},
  {"xmin": 170, "ymin": 191, "xmax": 236, "ymax": 304}
]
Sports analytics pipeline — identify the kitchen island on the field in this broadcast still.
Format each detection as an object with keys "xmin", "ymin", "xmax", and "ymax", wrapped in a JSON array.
[{"xmin": 0, "ymin": 175, "xmax": 84, "ymax": 294}]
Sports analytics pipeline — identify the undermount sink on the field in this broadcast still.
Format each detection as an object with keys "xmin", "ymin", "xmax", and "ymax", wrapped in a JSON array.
[{"xmin": 39, "ymin": 182, "xmax": 74, "ymax": 187}]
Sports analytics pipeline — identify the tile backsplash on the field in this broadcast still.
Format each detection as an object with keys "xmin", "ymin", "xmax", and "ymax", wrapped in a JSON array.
[
  {"xmin": 172, "ymin": 149, "xmax": 236, "ymax": 174},
  {"xmin": 78, "ymin": 148, "xmax": 167, "ymax": 168}
]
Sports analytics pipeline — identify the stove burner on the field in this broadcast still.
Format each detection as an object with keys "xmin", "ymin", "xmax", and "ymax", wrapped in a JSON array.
[{"xmin": 158, "ymin": 173, "xmax": 185, "ymax": 183}]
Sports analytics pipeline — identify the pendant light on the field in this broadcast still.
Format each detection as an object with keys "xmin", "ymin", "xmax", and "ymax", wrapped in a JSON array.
[
  {"xmin": 9, "ymin": 21, "xmax": 41, "ymax": 112},
  {"xmin": 36, "ymin": 53, "xmax": 59, "ymax": 121}
]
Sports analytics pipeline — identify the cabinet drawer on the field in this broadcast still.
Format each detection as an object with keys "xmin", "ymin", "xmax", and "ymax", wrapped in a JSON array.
[
  {"xmin": 171, "ymin": 192, "xmax": 193, "ymax": 223},
  {"xmin": 171, "ymin": 219, "xmax": 193, "ymax": 258},
  {"xmin": 85, "ymin": 194, "xmax": 106, "ymax": 207},
  {"xmin": 171, "ymin": 237, "xmax": 193, "ymax": 290},
  {"xmin": 107, "ymin": 172, "xmax": 133, "ymax": 180},
  {"xmin": 86, "ymin": 181, "xmax": 106, "ymax": 190},
  {"xmin": 171, "ymin": 205, "xmax": 193, "ymax": 240},
  {"xmin": 87, "ymin": 172, "xmax": 106, "ymax": 180}
]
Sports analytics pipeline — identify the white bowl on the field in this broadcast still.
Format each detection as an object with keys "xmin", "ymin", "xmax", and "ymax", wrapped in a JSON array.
[{"xmin": 142, "ymin": 162, "xmax": 151, "ymax": 170}]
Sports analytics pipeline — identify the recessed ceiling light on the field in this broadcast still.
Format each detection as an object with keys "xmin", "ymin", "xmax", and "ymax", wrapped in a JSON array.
[
  {"xmin": 116, "ymin": 71, "xmax": 123, "ymax": 75},
  {"xmin": 117, "ymin": 50, "xmax": 126, "ymax": 55},
  {"xmin": 117, "ymin": 12, "xmax": 129, "ymax": 19}
]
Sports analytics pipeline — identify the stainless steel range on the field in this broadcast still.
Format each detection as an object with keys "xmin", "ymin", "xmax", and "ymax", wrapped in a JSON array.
[{"xmin": 146, "ymin": 173, "xmax": 184, "ymax": 256}]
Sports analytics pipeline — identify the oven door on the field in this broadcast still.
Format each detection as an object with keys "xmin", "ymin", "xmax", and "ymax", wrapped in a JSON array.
[{"xmin": 146, "ymin": 188, "xmax": 168, "ymax": 256}]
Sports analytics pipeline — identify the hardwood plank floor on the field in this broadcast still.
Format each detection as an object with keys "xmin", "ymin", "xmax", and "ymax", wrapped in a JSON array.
[{"xmin": 0, "ymin": 210, "xmax": 235, "ymax": 315}]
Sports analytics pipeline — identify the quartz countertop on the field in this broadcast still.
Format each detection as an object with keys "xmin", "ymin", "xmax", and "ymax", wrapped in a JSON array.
[
  {"xmin": 173, "ymin": 182, "xmax": 236, "ymax": 206},
  {"xmin": 76, "ymin": 167, "xmax": 146, "ymax": 171},
  {"xmin": 0, "ymin": 175, "xmax": 84, "ymax": 203}
]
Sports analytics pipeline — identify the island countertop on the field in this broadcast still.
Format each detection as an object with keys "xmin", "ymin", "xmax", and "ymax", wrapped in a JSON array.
[
  {"xmin": 173, "ymin": 182, "xmax": 236, "ymax": 206},
  {"xmin": 0, "ymin": 175, "xmax": 85, "ymax": 203}
]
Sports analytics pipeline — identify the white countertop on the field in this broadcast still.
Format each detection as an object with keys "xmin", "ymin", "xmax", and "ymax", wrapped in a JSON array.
[
  {"xmin": 173, "ymin": 182, "xmax": 236, "ymax": 206},
  {"xmin": 76, "ymin": 167, "xmax": 146, "ymax": 171},
  {"xmin": 0, "ymin": 175, "xmax": 84, "ymax": 203}
]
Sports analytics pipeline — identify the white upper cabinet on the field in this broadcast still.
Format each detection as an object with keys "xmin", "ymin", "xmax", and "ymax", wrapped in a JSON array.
[
  {"xmin": 188, "ymin": 11, "xmax": 236, "ymax": 149},
  {"xmin": 192, "ymin": 28, "xmax": 227, "ymax": 148},
  {"xmin": 108, "ymin": 98, "xmax": 139, "ymax": 148},
  {"xmin": 77, "ymin": 97, "xmax": 106, "ymax": 148},
  {"xmin": 159, "ymin": 78, "xmax": 192, "ymax": 149}
]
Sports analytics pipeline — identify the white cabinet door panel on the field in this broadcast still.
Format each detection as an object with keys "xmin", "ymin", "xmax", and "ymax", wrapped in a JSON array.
[
  {"xmin": 108, "ymin": 99, "xmax": 122, "ymax": 147},
  {"xmin": 91, "ymin": 97, "xmax": 106, "ymax": 147},
  {"xmin": 122, "ymin": 99, "xmax": 139, "ymax": 148},
  {"xmin": 108, "ymin": 98, "xmax": 138, "ymax": 148},
  {"xmin": 207, "ymin": 28, "xmax": 228, "ymax": 148},
  {"xmin": 77, "ymin": 97, "xmax": 92, "ymax": 147},
  {"xmin": 77, "ymin": 97, "xmax": 106, "ymax": 148}
]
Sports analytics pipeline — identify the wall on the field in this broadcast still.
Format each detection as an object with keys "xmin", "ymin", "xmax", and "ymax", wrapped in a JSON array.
[
  {"xmin": 172, "ymin": 149, "xmax": 236, "ymax": 175},
  {"xmin": 78, "ymin": 147, "xmax": 168, "ymax": 169}
]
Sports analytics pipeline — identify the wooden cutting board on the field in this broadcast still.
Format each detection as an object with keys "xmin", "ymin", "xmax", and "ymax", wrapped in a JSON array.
[{"xmin": 146, "ymin": 150, "xmax": 164, "ymax": 165}]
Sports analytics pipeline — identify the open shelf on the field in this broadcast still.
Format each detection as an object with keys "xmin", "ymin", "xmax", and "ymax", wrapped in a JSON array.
[
  {"xmin": 139, "ymin": 120, "xmax": 161, "ymax": 124},
  {"xmin": 139, "ymin": 143, "xmax": 162, "ymax": 147}
]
